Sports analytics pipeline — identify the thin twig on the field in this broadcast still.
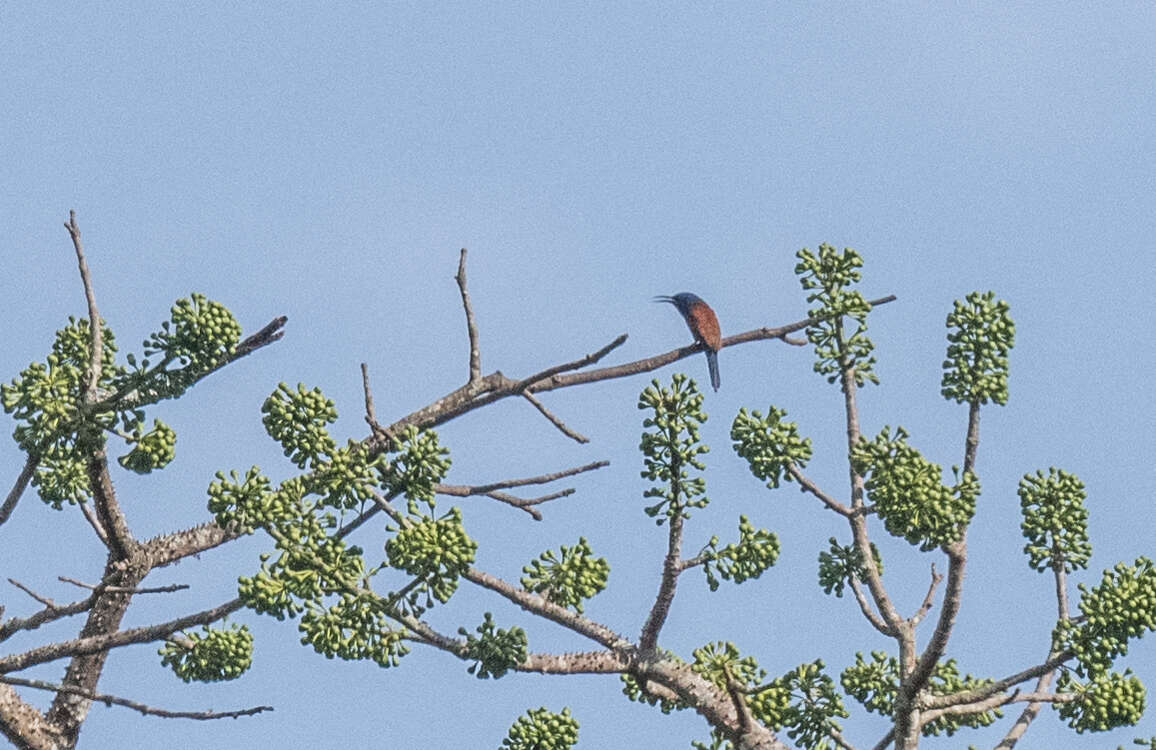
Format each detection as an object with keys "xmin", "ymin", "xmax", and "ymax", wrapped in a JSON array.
[
  {"xmin": 64, "ymin": 211, "xmax": 103, "ymax": 401},
  {"xmin": 521, "ymin": 390, "xmax": 589, "ymax": 443},
  {"xmin": 0, "ymin": 454, "xmax": 38, "ymax": 528},
  {"xmin": 848, "ymin": 576, "xmax": 892, "ymax": 636},
  {"xmin": 787, "ymin": 464, "xmax": 851, "ymax": 516},
  {"xmin": 0, "ymin": 675, "xmax": 272, "ymax": 720},
  {"xmin": 455, "ymin": 248, "xmax": 482, "ymax": 383},
  {"xmin": 7, "ymin": 579, "xmax": 55, "ymax": 608},
  {"xmin": 439, "ymin": 460, "xmax": 608, "ymax": 495},
  {"xmin": 57, "ymin": 577, "xmax": 189, "ymax": 595},
  {"xmin": 77, "ymin": 500, "xmax": 109, "ymax": 546},
  {"xmin": 909, "ymin": 563, "xmax": 942, "ymax": 626}
]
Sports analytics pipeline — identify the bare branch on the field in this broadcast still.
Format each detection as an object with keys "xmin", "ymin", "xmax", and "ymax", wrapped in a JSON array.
[
  {"xmin": 828, "ymin": 727, "xmax": 859, "ymax": 750},
  {"xmin": 455, "ymin": 248, "xmax": 482, "ymax": 383},
  {"xmin": 0, "ymin": 593, "xmax": 95, "ymax": 643},
  {"xmin": 76, "ymin": 501, "xmax": 108, "ymax": 546},
  {"xmin": 232, "ymin": 315, "xmax": 288, "ymax": 358},
  {"xmin": 639, "ymin": 508, "xmax": 685, "ymax": 653},
  {"xmin": 84, "ymin": 448, "xmax": 137, "ymax": 560},
  {"xmin": 848, "ymin": 576, "xmax": 893, "ymax": 636},
  {"xmin": 7, "ymin": 580, "xmax": 54, "ymax": 608},
  {"xmin": 441, "ymin": 460, "xmax": 608, "ymax": 495},
  {"xmin": 0, "ymin": 675, "xmax": 271, "ymax": 720},
  {"xmin": 521, "ymin": 390, "xmax": 589, "ymax": 443},
  {"xmin": 922, "ymin": 652, "xmax": 1072, "ymax": 711},
  {"xmin": 786, "ymin": 464, "xmax": 851, "ymax": 516},
  {"xmin": 64, "ymin": 212, "xmax": 103, "ymax": 402},
  {"xmin": 57, "ymin": 578, "xmax": 188, "ymax": 595},
  {"xmin": 909, "ymin": 563, "xmax": 943, "ymax": 627},
  {"xmin": 0, "ymin": 454, "xmax": 37, "ymax": 528}
]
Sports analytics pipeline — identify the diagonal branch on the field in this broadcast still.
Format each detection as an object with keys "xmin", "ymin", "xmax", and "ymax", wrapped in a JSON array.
[
  {"xmin": 456, "ymin": 248, "xmax": 482, "ymax": 383},
  {"xmin": 521, "ymin": 390, "xmax": 589, "ymax": 443},
  {"xmin": 64, "ymin": 212, "xmax": 103, "ymax": 401},
  {"xmin": 0, "ymin": 675, "xmax": 272, "ymax": 720},
  {"xmin": 909, "ymin": 563, "xmax": 942, "ymax": 626},
  {"xmin": 786, "ymin": 464, "xmax": 851, "ymax": 516},
  {"xmin": 0, "ymin": 454, "xmax": 37, "ymax": 528}
]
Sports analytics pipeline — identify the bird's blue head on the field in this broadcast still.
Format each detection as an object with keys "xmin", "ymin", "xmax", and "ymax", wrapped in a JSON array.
[{"xmin": 652, "ymin": 292, "xmax": 702, "ymax": 315}]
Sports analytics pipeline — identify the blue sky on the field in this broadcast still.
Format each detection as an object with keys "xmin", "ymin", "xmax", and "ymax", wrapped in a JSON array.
[{"xmin": 2, "ymin": 3, "xmax": 1153, "ymax": 748}]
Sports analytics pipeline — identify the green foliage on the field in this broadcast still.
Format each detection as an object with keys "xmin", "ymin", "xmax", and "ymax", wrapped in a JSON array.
[
  {"xmin": 691, "ymin": 643, "xmax": 847, "ymax": 746},
  {"xmin": 30, "ymin": 442, "xmax": 91, "ymax": 508},
  {"xmin": 639, "ymin": 375, "xmax": 710, "ymax": 523},
  {"xmin": 702, "ymin": 516, "xmax": 780, "ymax": 591},
  {"xmin": 307, "ymin": 439, "xmax": 384, "ymax": 511},
  {"xmin": 144, "ymin": 293, "xmax": 242, "ymax": 373},
  {"xmin": 521, "ymin": 537, "xmax": 609, "ymax": 613},
  {"xmin": 459, "ymin": 612, "xmax": 528, "ymax": 679},
  {"xmin": 940, "ymin": 291, "xmax": 1014, "ymax": 405},
  {"xmin": 1019, "ymin": 467, "xmax": 1091, "ymax": 574},
  {"xmin": 841, "ymin": 651, "xmax": 897, "ymax": 716},
  {"xmin": 841, "ymin": 653, "xmax": 1001, "ymax": 736},
  {"xmin": 385, "ymin": 507, "xmax": 477, "ymax": 614},
  {"xmin": 208, "ymin": 466, "xmax": 273, "ymax": 533},
  {"xmin": 159, "ymin": 624, "xmax": 252, "ymax": 683},
  {"xmin": 261, "ymin": 382, "xmax": 338, "ymax": 469},
  {"xmin": 117, "ymin": 418, "xmax": 176, "ymax": 474},
  {"xmin": 1056, "ymin": 670, "xmax": 1146, "ymax": 732},
  {"xmin": 795, "ymin": 244, "xmax": 878, "ymax": 387},
  {"xmin": 852, "ymin": 427, "xmax": 979, "ymax": 551},
  {"xmin": 500, "ymin": 706, "xmax": 579, "ymax": 750},
  {"xmin": 299, "ymin": 590, "xmax": 409, "ymax": 668},
  {"xmin": 730, "ymin": 406, "xmax": 812, "ymax": 490},
  {"xmin": 818, "ymin": 538, "xmax": 882, "ymax": 598},
  {"xmin": 1056, "ymin": 557, "xmax": 1156, "ymax": 680},
  {"xmin": 380, "ymin": 425, "xmax": 453, "ymax": 515}
]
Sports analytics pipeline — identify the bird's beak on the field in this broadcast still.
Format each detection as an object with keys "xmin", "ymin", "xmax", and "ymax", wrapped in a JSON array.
[{"xmin": 652, "ymin": 295, "xmax": 675, "ymax": 304}]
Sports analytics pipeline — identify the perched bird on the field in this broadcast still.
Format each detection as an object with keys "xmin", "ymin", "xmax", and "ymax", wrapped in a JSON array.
[{"xmin": 653, "ymin": 292, "xmax": 722, "ymax": 391}]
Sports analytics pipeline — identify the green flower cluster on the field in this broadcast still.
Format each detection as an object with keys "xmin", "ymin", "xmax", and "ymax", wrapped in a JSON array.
[
  {"xmin": 853, "ymin": 427, "xmax": 979, "ymax": 551},
  {"xmin": 1019, "ymin": 468, "xmax": 1091, "ymax": 573},
  {"xmin": 730, "ymin": 405, "xmax": 812, "ymax": 490},
  {"xmin": 1057, "ymin": 669, "xmax": 1146, "ymax": 732},
  {"xmin": 818, "ymin": 537, "xmax": 883, "ymax": 598},
  {"xmin": 145, "ymin": 293, "xmax": 241, "ymax": 372},
  {"xmin": 299, "ymin": 591, "xmax": 409, "ymax": 668},
  {"xmin": 638, "ymin": 375, "xmax": 710, "ymax": 523},
  {"xmin": 500, "ymin": 707, "xmax": 579, "ymax": 750},
  {"xmin": 940, "ymin": 291, "xmax": 1014, "ymax": 406},
  {"xmin": 118, "ymin": 418, "xmax": 176, "ymax": 474},
  {"xmin": 1057, "ymin": 557, "xmax": 1156, "ymax": 680},
  {"xmin": 459, "ymin": 612, "xmax": 528, "ymax": 679},
  {"xmin": 702, "ymin": 515, "xmax": 780, "ymax": 592},
  {"xmin": 385, "ymin": 507, "xmax": 477, "ymax": 615},
  {"xmin": 261, "ymin": 382, "xmax": 339, "ymax": 469},
  {"xmin": 795, "ymin": 244, "xmax": 879, "ymax": 387},
  {"xmin": 159, "ymin": 624, "xmax": 252, "ymax": 683},
  {"xmin": 521, "ymin": 537, "xmax": 609, "ymax": 613}
]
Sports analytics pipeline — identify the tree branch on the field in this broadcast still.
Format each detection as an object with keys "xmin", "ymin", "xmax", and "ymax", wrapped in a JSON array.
[
  {"xmin": 521, "ymin": 390, "xmax": 589, "ymax": 443},
  {"xmin": 786, "ymin": 464, "xmax": 851, "ymax": 516},
  {"xmin": 639, "ymin": 504, "xmax": 685, "ymax": 653},
  {"xmin": 456, "ymin": 248, "xmax": 482, "ymax": 383},
  {"xmin": 0, "ymin": 454, "xmax": 37, "ymax": 529},
  {"xmin": 64, "ymin": 212, "xmax": 103, "ymax": 402},
  {"xmin": 0, "ymin": 675, "xmax": 272, "ymax": 721},
  {"xmin": 909, "ymin": 563, "xmax": 942, "ymax": 627}
]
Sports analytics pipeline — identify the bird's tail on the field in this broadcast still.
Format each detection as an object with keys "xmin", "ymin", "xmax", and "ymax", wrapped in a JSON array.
[{"xmin": 706, "ymin": 349, "xmax": 720, "ymax": 392}]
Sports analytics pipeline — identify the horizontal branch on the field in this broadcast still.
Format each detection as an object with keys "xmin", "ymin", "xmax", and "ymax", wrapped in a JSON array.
[
  {"xmin": 921, "ymin": 651, "xmax": 1073, "ymax": 710},
  {"xmin": 0, "ymin": 675, "xmax": 271, "ymax": 721},
  {"xmin": 0, "ymin": 598, "xmax": 244, "ymax": 674}
]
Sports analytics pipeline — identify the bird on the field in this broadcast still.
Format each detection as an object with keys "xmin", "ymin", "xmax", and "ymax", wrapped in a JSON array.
[{"xmin": 653, "ymin": 292, "xmax": 722, "ymax": 391}]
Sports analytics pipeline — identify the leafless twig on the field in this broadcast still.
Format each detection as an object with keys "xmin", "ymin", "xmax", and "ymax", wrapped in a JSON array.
[
  {"xmin": 522, "ymin": 390, "xmax": 589, "ymax": 443},
  {"xmin": 0, "ymin": 675, "xmax": 272, "ymax": 720},
  {"xmin": 57, "ymin": 577, "xmax": 189, "ymax": 595},
  {"xmin": 0, "ymin": 454, "xmax": 37, "ymax": 528},
  {"xmin": 910, "ymin": 563, "xmax": 942, "ymax": 626},
  {"xmin": 456, "ymin": 248, "xmax": 482, "ymax": 383}
]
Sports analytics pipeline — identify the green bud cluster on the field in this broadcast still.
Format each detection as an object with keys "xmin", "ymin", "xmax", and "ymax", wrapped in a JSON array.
[
  {"xmin": 1057, "ymin": 557, "xmax": 1156, "ymax": 679},
  {"xmin": 638, "ymin": 375, "xmax": 710, "ymax": 523},
  {"xmin": 159, "ymin": 624, "xmax": 252, "ymax": 683},
  {"xmin": 299, "ymin": 591, "xmax": 409, "ymax": 668},
  {"xmin": 940, "ymin": 291, "xmax": 1014, "ymax": 405},
  {"xmin": 307, "ymin": 440, "xmax": 383, "ymax": 511},
  {"xmin": 500, "ymin": 706, "xmax": 579, "ymax": 750},
  {"xmin": 795, "ymin": 244, "xmax": 879, "ymax": 387},
  {"xmin": 261, "ymin": 382, "xmax": 338, "ymax": 469},
  {"xmin": 730, "ymin": 406, "xmax": 812, "ymax": 490},
  {"xmin": 459, "ymin": 611, "xmax": 528, "ymax": 679},
  {"xmin": 818, "ymin": 538, "xmax": 883, "ymax": 598},
  {"xmin": 842, "ymin": 653, "xmax": 1000, "ymax": 736},
  {"xmin": 385, "ymin": 508, "xmax": 477, "ymax": 614},
  {"xmin": 853, "ymin": 427, "xmax": 979, "ymax": 551},
  {"xmin": 207, "ymin": 466, "xmax": 273, "ymax": 533},
  {"xmin": 520, "ymin": 537, "xmax": 609, "ymax": 613},
  {"xmin": 30, "ymin": 443, "xmax": 91, "ymax": 509},
  {"xmin": 702, "ymin": 515, "xmax": 780, "ymax": 592},
  {"xmin": 117, "ymin": 418, "xmax": 176, "ymax": 474},
  {"xmin": 1056, "ymin": 670, "xmax": 1146, "ymax": 732},
  {"xmin": 145, "ymin": 293, "xmax": 241, "ymax": 372},
  {"xmin": 1019, "ymin": 468, "xmax": 1091, "ymax": 573},
  {"xmin": 380, "ymin": 425, "xmax": 452, "ymax": 515}
]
